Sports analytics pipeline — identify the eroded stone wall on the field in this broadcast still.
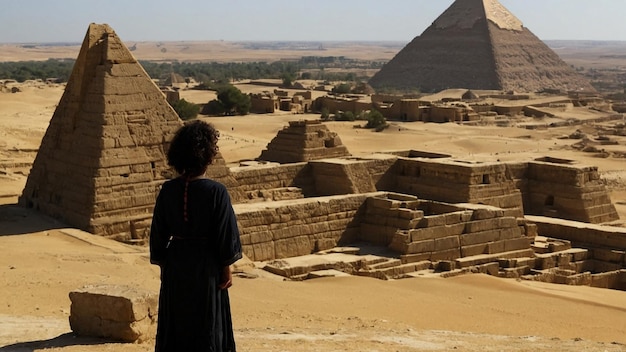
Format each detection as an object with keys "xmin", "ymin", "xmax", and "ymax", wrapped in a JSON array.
[
  {"xmin": 234, "ymin": 193, "xmax": 377, "ymax": 261},
  {"xmin": 520, "ymin": 160, "xmax": 619, "ymax": 223},
  {"xmin": 392, "ymin": 158, "xmax": 524, "ymax": 217}
]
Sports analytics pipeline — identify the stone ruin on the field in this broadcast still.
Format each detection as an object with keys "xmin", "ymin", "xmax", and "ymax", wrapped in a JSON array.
[
  {"xmin": 369, "ymin": 0, "xmax": 595, "ymax": 93},
  {"xmin": 228, "ymin": 150, "xmax": 623, "ymax": 290},
  {"xmin": 17, "ymin": 27, "xmax": 626, "ymax": 339},
  {"xmin": 19, "ymin": 23, "xmax": 183, "ymax": 242},
  {"xmin": 258, "ymin": 120, "xmax": 350, "ymax": 164}
]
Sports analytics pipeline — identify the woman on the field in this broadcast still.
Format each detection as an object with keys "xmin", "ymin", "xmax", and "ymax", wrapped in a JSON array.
[{"xmin": 150, "ymin": 120, "xmax": 242, "ymax": 352}]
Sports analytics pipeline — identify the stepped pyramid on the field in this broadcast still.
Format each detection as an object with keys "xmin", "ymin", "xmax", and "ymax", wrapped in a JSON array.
[
  {"xmin": 19, "ymin": 23, "xmax": 183, "ymax": 241},
  {"xmin": 258, "ymin": 120, "xmax": 350, "ymax": 164},
  {"xmin": 369, "ymin": 0, "xmax": 595, "ymax": 93}
]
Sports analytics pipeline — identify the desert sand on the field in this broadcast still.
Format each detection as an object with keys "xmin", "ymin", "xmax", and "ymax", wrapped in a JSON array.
[{"xmin": 2, "ymin": 80, "xmax": 626, "ymax": 351}]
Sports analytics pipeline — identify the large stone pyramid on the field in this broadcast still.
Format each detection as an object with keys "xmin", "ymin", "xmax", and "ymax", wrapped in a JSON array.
[
  {"xmin": 19, "ymin": 23, "xmax": 183, "ymax": 241},
  {"xmin": 369, "ymin": 0, "xmax": 595, "ymax": 93}
]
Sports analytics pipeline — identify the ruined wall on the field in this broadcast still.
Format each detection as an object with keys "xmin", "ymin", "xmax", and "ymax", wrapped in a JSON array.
[
  {"xmin": 250, "ymin": 95, "xmax": 278, "ymax": 113},
  {"xmin": 314, "ymin": 96, "xmax": 372, "ymax": 114},
  {"xmin": 522, "ymin": 160, "xmax": 619, "ymax": 223},
  {"xmin": 362, "ymin": 195, "xmax": 534, "ymax": 263},
  {"xmin": 230, "ymin": 162, "xmax": 315, "ymax": 202},
  {"xmin": 386, "ymin": 100, "xmax": 422, "ymax": 121},
  {"xmin": 527, "ymin": 216, "xmax": 626, "ymax": 252},
  {"xmin": 235, "ymin": 193, "xmax": 377, "ymax": 261},
  {"xmin": 392, "ymin": 158, "xmax": 524, "ymax": 217}
]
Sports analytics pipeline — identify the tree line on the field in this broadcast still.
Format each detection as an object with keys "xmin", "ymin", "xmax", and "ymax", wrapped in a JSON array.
[{"xmin": 0, "ymin": 56, "xmax": 386, "ymax": 83}]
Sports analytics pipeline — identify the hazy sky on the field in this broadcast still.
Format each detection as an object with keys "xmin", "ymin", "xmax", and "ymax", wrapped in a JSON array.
[{"xmin": 1, "ymin": 0, "xmax": 624, "ymax": 43}]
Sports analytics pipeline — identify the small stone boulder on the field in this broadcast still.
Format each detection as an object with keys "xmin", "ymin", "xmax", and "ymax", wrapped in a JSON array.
[{"xmin": 69, "ymin": 284, "xmax": 158, "ymax": 342}]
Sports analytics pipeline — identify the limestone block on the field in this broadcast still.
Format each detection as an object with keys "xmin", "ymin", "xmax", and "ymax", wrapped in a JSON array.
[
  {"xmin": 314, "ymin": 238, "xmax": 337, "ymax": 252},
  {"xmin": 535, "ymin": 254, "xmax": 556, "ymax": 270},
  {"xmin": 486, "ymin": 240, "xmax": 505, "ymax": 254},
  {"xmin": 590, "ymin": 271, "xmax": 620, "ymax": 289},
  {"xmin": 471, "ymin": 207, "xmax": 504, "ymax": 220},
  {"xmin": 407, "ymin": 239, "xmax": 435, "ymax": 254},
  {"xmin": 69, "ymin": 285, "xmax": 157, "ymax": 342},
  {"xmin": 499, "ymin": 227, "xmax": 524, "ymax": 240},
  {"xmin": 400, "ymin": 253, "xmax": 432, "ymax": 264},
  {"xmin": 503, "ymin": 237, "xmax": 532, "ymax": 252},
  {"xmin": 459, "ymin": 229, "xmax": 500, "ymax": 246},
  {"xmin": 397, "ymin": 208, "xmax": 424, "ymax": 220},
  {"xmin": 522, "ymin": 223, "xmax": 538, "ymax": 238},
  {"xmin": 251, "ymin": 242, "xmax": 275, "ymax": 262},
  {"xmin": 274, "ymin": 236, "xmax": 312, "ymax": 259},
  {"xmin": 430, "ymin": 248, "xmax": 461, "ymax": 261},
  {"xmin": 592, "ymin": 249, "xmax": 625, "ymax": 263},
  {"xmin": 434, "ymin": 235, "xmax": 461, "ymax": 251},
  {"xmin": 461, "ymin": 243, "xmax": 488, "ymax": 257},
  {"xmin": 464, "ymin": 218, "xmax": 501, "ymax": 233},
  {"xmin": 565, "ymin": 272, "xmax": 592, "ymax": 286},
  {"xmin": 418, "ymin": 214, "xmax": 447, "ymax": 227},
  {"xmin": 249, "ymin": 230, "xmax": 273, "ymax": 244}
]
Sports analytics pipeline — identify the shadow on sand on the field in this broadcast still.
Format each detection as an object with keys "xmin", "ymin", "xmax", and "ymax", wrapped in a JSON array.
[
  {"xmin": 0, "ymin": 333, "xmax": 129, "ymax": 351},
  {"xmin": 0, "ymin": 204, "xmax": 67, "ymax": 236}
]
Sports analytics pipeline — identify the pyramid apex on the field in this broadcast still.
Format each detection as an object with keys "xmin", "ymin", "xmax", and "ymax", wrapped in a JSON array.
[{"xmin": 434, "ymin": 0, "xmax": 523, "ymax": 31}]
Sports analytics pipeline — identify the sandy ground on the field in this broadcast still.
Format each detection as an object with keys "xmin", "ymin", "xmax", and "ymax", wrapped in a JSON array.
[{"xmin": 2, "ymin": 83, "xmax": 626, "ymax": 351}]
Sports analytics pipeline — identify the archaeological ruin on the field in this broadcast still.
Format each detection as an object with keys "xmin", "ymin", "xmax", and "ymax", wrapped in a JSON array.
[
  {"xmin": 368, "ymin": 0, "xmax": 595, "ymax": 93},
  {"xmin": 19, "ymin": 23, "xmax": 626, "ymax": 293},
  {"xmin": 19, "ymin": 23, "xmax": 182, "ymax": 241}
]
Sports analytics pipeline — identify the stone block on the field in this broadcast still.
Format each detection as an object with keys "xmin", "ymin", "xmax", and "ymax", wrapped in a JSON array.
[
  {"xmin": 407, "ymin": 239, "xmax": 435, "ymax": 254},
  {"xmin": 499, "ymin": 227, "xmax": 524, "ymax": 240},
  {"xmin": 434, "ymin": 235, "xmax": 460, "ymax": 251},
  {"xmin": 400, "ymin": 253, "xmax": 432, "ymax": 264},
  {"xmin": 535, "ymin": 254, "xmax": 556, "ymax": 270},
  {"xmin": 418, "ymin": 214, "xmax": 447, "ymax": 227},
  {"xmin": 565, "ymin": 272, "xmax": 592, "ymax": 286},
  {"xmin": 459, "ymin": 229, "xmax": 500, "ymax": 246},
  {"xmin": 430, "ymin": 248, "xmax": 461, "ymax": 261},
  {"xmin": 274, "ymin": 236, "xmax": 312, "ymax": 259},
  {"xmin": 593, "ymin": 248, "xmax": 625, "ymax": 263},
  {"xmin": 471, "ymin": 207, "xmax": 504, "ymax": 220},
  {"xmin": 69, "ymin": 285, "xmax": 157, "ymax": 342},
  {"xmin": 486, "ymin": 240, "xmax": 506, "ymax": 254},
  {"xmin": 503, "ymin": 237, "xmax": 533, "ymax": 252},
  {"xmin": 464, "ymin": 218, "xmax": 500, "ymax": 233},
  {"xmin": 248, "ymin": 242, "xmax": 273, "ymax": 261},
  {"xmin": 461, "ymin": 243, "xmax": 487, "ymax": 257}
]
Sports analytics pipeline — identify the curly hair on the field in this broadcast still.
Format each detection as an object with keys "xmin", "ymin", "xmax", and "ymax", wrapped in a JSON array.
[{"xmin": 167, "ymin": 120, "xmax": 220, "ymax": 177}]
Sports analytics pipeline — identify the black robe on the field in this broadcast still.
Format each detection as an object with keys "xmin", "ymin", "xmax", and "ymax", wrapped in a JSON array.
[{"xmin": 150, "ymin": 177, "xmax": 242, "ymax": 352}]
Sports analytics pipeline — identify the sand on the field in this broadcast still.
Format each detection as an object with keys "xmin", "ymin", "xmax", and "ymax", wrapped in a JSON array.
[{"xmin": 2, "ymin": 82, "xmax": 626, "ymax": 351}]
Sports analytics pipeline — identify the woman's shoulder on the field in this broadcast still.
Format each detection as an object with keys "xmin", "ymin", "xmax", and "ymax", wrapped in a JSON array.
[{"xmin": 195, "ymin": 178, "xmax": 227, "ymax": 191}]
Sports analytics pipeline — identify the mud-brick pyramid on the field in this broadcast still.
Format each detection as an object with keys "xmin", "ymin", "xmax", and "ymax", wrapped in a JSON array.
[
  {"xmin": 369, "ymin": 0, "xmax": 595, "ymax": 93},
  {"xmin": 258, "ymin": 120, "xmax": 350, "ymax": 164},
  {"xmin": 19, "ymin": 23, "xmax": 183, "ymax": 241}
]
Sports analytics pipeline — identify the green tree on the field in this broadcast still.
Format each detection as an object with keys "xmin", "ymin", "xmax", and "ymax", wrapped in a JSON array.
[
  {"xmin": 212, "ymin": 85, "xmax": 251, "ymax": 115},
  {"xmin": 281, "ymin": 72, "xmax": 296, "ymax": 88},
  {"xmin": 365, "ymin": 110, "xmax": 386, "ymax": 129},
  {"xmin": 320, "ymin": 108, "xmax": 330, "ymax": 120},
  {"xmin": 202, "ymin": 100, "xmax": 226, "ymax": 116},
  {"xmin": 332, "ymin": 83, "xmax": 352, "ymax": 94},
  {"xmin": 170, "ymin": 99, "xmax": 200, "ymax": 120}
]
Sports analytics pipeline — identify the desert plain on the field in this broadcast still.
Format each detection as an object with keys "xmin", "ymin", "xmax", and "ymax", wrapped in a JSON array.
[{"xmin": 1, "ymin": 42, "xmax": 626, "ymax": 351}]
